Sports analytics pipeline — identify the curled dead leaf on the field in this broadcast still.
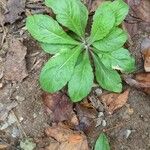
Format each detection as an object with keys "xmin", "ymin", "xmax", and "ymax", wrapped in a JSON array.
[
  {"xmin": 45, "ymin": 124, "xmax": 89, "ymax": 150},
  {"xmin": 100, "ymin": 89, "xmax": 130, "ymax": 114}
]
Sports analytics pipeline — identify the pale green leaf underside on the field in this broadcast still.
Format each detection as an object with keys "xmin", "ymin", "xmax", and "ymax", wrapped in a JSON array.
[
  {"xmin": 40, "ymin": 46, "xmax": 81, "ymax": 92},
  {"xmin": 26, "ymin": 14, "xmax": 78, "ymax": 45},
  {"xmin": 89, "ymin": 2, "xmax": 115, "ymax": 43},
  {"xmin": 68, "ymin": 51, "xmax": 94, "ymax": 102},
  {"xmin": 93, "ymin": 27, "xmax": 127, "ymax": 52},
  {"xmin": 93, "ymin": 54, "xmax": 122, "ymax": 93},
  {"xmin": 40, "ymin": 43, "xmax": 74, "ymax": 54},
  {"xmin": 99, "ymin": 48, "xmax": 135, "ymax": 73},
  {"xmin": 94, "ymin": 133, "xmax": 110, "ymax": 150},
  {"xmin": 45, "ymin": 0, "xmax": 88, "ymax": 37}
]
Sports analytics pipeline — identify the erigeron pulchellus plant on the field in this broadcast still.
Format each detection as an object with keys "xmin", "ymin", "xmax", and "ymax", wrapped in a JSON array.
[{"xmin": 26, "ymin": 0, "xmax": 135, "ymax": 102}]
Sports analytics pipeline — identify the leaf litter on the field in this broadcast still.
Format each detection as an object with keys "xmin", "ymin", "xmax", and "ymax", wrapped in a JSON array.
[
  {"xmin": 75, "ymin": 103, "xmax": 97, "ymax": 134},
  {"xmin": 123, "ymin": 45, "xmax": 150, "ymax": 95},
  {"xmin": 4, "ymin": 0, "xmax": 26, "ymax": 24},
  {"xmin": 142, "ymin": 48, "xmax": 150, "ymax": 72},
  {"xmin": 42, "ymin": 92, "xmax": 78, "ymax": 125},
  {"xmin": 0, "ymin": 100, "xmax": 18, "ymax": 122},
  {"xmin": 1, "ymin": 0, "xmax": 150, "ymax": 149},
  {"xmin": 100, "ymin": 89, "xmax": 130, "ymax": 114},
  {"xmin": 45, "ymin": 123, "xmax": 89, "ymax": 150},
  {"xmin": 4, "ymin": 38, "xmax": 28, "ymax": 82}
]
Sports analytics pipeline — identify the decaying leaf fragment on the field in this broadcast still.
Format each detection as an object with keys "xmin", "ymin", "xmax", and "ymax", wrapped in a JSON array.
[
  {"xmin": 75, "ymin": 103, "xmax": 97, "ymax": 134},
  {"xmin": 45, "ymin": 124, "xmax": 89, "ymax": 150},
  {"xmin": 4, "ymin": 0, "xmax": 26, "ymax": 24},
  {"xmin": 135, "ymin": 73, "xmax": 150, "ymax": 94},
  {"xmin": 42, "ymin": 92, "xmax": 78, "ymax": 125},
  {"xmin": 123, "ymin": 73, "xmax": 150, "ymax": 95},
  {"xmin": 4, "ymin": 38, "xmax": 28, "ymax": 82},
  {"xmin": 142, "ymin": 48, "xmax": 150, "ymax": 72},
  {"xmin": 101, "ymin": 89, "xmax": 130, "ymax": 114}
]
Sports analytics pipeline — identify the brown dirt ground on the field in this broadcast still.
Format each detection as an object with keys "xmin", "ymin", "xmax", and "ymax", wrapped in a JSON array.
[{"xmin": 0, "ymin": 0, "xmax": 150, "ymax": 150}]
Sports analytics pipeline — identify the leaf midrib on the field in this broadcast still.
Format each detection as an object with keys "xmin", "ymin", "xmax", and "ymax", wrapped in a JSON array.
[{"xmin": 39, "ymin": 21, "xmax": 77, "ymax": 44}]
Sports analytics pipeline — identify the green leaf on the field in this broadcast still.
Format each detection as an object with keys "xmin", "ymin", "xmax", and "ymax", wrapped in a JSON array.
[
  {"xmin": 40, "ymin": 43, "xmax": 73, "ymax": 54},
  {"xmin": 111, "ymin": 0, "xmax": 129, "ymax": 26},
  {"xmin": 40, "ymin": 46, "xmax": 81, "ymax": 92},
  {"xmin": 45, "ymin": 0, "xmax": 88, "ymax": 37},
  {"xmin": 93, "ymin": 28, "xmax": 127, "ymax": 52},
  {"xmin": 26, "ymin": 14, "xmax": 78, "ymax": 45},
  {"xmin": 94, "ymin": 133, "xmax": 110, "ymax": 150},
  {"xmin": 89, "ymin": 2, "xmax": 115, "ymax": 43},
  {"xmin": 100, "ymin": 48, "xmax": 135, "ymax": 73},
  {"xmin": 68, "ymin": 51, "xmax": 94, "ymax": 102},
  {"xmin": 93, "ymin": 53, "xmax": 122, "ymax": 92}
]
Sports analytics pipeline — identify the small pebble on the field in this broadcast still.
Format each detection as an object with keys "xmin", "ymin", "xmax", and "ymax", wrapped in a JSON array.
[
  {"xmin": 15, "ymin": 95, "xmax": 25, "ymax": 102},
  {"xmin": 33, "ymin": 113, "xmax": 37, "ymax": 118},
  {"xmin": 0, "ymin": 83, "xmax": 3, "ymax": 88},
  {"xmin": 98, "ymin": 112, "xmax": 104, "ymax": 118},
  {"xmin": 19, "ymin": 117, "xmax": 24, "ymax": 122},
  {"xmin": 125, "ymin": 129, "xmax": 132, "ymax": 139},
  {"xmin": 102, "ymin": 120, "xmax": 107, "ymax": 127},
  {"xmin": 95, "ymin": 88, "xmax": 102, "ymax": 96},
  {"xmin": 95, "ymin": 118, "xmax": 102, "ymax": 127},
  {"xmin": 141, "ymin": 38, "xmax": 150, "ymax": 50}
]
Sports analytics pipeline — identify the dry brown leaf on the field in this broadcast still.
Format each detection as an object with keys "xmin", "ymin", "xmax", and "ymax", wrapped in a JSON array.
[
  {"xmin": 124, "ymin": 74, "xmax": 150, "ymax": 88},
  {"xmin": 135, "ymin": 73, "xmax": 150, "ymax": 83},
  {"xmin": 75, "ymin": 103, "xmax": 97, "ymax": 134},
  {"xmin": 142, "ymin": 48, "xmax": 150, "ymax": 72},
  {"xmin": 4, "ymin": 0, "xmax": 26, "ymax": 24},
  {"xmin": 101, "ymin": 89, "xmax": 130, "ymax": 114},
  {"xmin": 123, "ymin": 73, "xmax": 150, "ymax": 95},
  {"xmin": 135, "ymin": 73, "xmax": 150, "ymax": 94},
  {"xmin": 42, "ymin": 92, "xmax": 78, "ymax": 125},
  {"xmin": 4, "ymin": 38, "xmax": 28, "ymax": 82},
  {"xmin": 45, "ymin": 124, "xmax": 89, "ymax": 150}
]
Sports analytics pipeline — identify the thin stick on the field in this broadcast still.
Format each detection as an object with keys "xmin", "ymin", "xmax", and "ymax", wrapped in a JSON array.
[{"xmin": 11, "ymin": 110, "xmax": 27, "ymax": 138}]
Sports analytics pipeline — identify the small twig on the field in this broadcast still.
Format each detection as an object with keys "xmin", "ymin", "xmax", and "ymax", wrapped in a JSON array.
[
  {"xmin": 0, "ymin": 25, "xmax": 7, "ymax": 49},
  {"xmin": 123, "ymin": 75, "xmax": 150, "ymax": 88},
  {"xmin": 30, "ymin": 59, "xmax": 42, "ymax": 72},
  {"xmin": 11, "ymin": 110, "xmax": 27, "ymax": 138}
]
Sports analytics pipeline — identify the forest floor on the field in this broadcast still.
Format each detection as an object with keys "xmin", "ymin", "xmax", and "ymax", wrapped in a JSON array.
[{"xmin": 0, "ymin": 0, "xmax": 150, "ymax": 150}]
